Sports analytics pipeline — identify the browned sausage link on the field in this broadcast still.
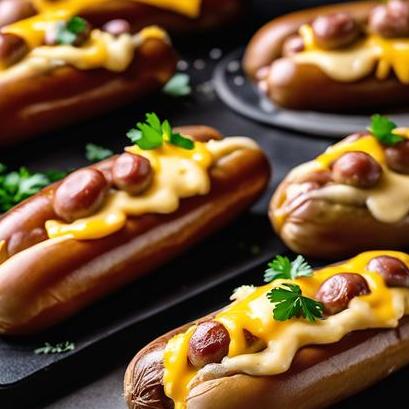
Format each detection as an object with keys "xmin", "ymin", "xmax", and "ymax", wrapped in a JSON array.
[
  {"xmin": 102, "ymin": 19, "xmax": 131, "ymax": 36},
  {"xmin": 188, "ymin": 321, "xmax": 230, "ymax": 369},
  {"xmin": 45, "ymin": 18, "xmax": 92, "ymax": 46},
  {"xmin": 282, "ymin": 34, "xmax": 304, "ymax": 57},
  {"xmin": 0, "ymin": 33, "xmax": 28, "ymax": 67},
  {"xmin": 112, "ymin": 153, "xmax": 153, "ymax": 195},
  {"xmin": 316, "ymin": 273, "xmax": 370, "ymax": 315},
  {"xmin": 369, "ymin": 0, "xmax": 409, "ymax": 38},
  {"xmin": 367, "ymin": 256, "xmax": 409, "ymax": 287},
  {"xmin": 0, "ymin": 0, "xmax": 37, "ymax": 28},
  {"xmin": 312, "ymin": 12, "xmax": 361, "ymax": 50},
  {"xmin": 385, "ymin": 139, "xmax": 409, "ymax": 174},
  {"xmin": 331, "ymin": 151, "xmax": 382, "ymax": 188},
  {"xmin": 53, "ymin": 168, "xmax": 109, "ymax": 222}
]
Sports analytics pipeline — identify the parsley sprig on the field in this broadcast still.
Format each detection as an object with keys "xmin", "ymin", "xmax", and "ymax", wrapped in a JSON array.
[
  {"xmin": 127, "ymin": 113, "xmax": 194, "ymax": 150},
  {"xmin": 85, "ymin": 143, "xmax": 113, "ymax": 162},
  {"xmin": 267, "ymin": 284, "xmax": 323, "ymax": 322},
  {"xmin": 264, "ymin": 255, "xmax": 313, "ymax": 283},
  {"xmin": 367, "ymin": 114, "xmax": 404, "ymax": 146},
  {"xmin": 56, "ymin": 16, "xmax": 88, "ymax": 45},
  {"xmin": 34, "ymin": 341, "xmax": 75, "ymax": 355},
  {"xmin": 0, "ymin": 165, "xmax": 66, "ymax": 212}
]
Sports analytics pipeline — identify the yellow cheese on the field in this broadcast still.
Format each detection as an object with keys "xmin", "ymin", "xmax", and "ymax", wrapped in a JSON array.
[
  {"xmin": 163, "ymin": 326, "xmax": 197, "ymax": 409},
  {"xmin": 0, "ymin": 240, "xmax": 7, "ymax": 264},
  {"xmin": 296, "ymin": 24, "xmax": 409, "ymax": 84},
  {"xmin": 45, "ymin": 137, "xmax": 259, "ymax": 241},
  {"xmin": 32, "ymin": 0, "xmax": 202, "ymax": 18},
  {"xmin": 0, "ymin": 26, "xmax": 167, "ymax": 80},
  {"xmin": 163, "ymin": 251, "xmax": 409, "ymax": 409},
  {"xmin": 316, "ymin": 135, "xmax": 386, "ymax": 167},
  {"xmin": 307, "ymin": 132, "xmax": 409, "ymax": 224},
  {"xmin": 2, "ymin": 0, "xmax": 200, "ymax": 47}
]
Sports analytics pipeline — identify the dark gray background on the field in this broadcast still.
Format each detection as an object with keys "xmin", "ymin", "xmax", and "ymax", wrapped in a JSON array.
[{"xmin": 1, "ymin": 1, "xmax": 408, "ymax": 408}]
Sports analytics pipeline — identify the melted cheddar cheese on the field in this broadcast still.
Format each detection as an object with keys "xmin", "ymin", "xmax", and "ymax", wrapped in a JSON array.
[
  {"xmin": 2, "ymin": 0, "xmax": 201, "ymax": 47},
  {"xmin": 294, "ymin": 24, "xmax": 409, "ymax": 83},
  {"xmin": 163, "ymin": 251, "xmax": 409, "ymax": 409},
  {"xmin": 0, "ymin": 25, "xmax": 168, "ymax": 81},
  {"xmin": 45, "ymin": 137, "xmax": 259, "ymax": 240}
]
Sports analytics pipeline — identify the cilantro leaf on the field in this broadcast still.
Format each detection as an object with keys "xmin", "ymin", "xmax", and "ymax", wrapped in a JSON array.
[
  {"xmin": 56, "ymin": 16, "xmax": 88, "ymax": 45},
  {"xmin": 85, "ymin": 143, "xmax": 113, "ymax": 162},
  {"xmin": 34, "ymin": 341, "xmax": 75, "ymax": 355},
  {"xmin": 127, "ymin": 113, "xmax": 195, "ymax": 150},
  {"xmin": 266, "ymin": 284, "xmax": 323, "ymax": 322},
  {"xmin": 0, "ymin": 166, "xmax": 66, "ymax": 212},
  {"xmin": 163, "ymin": 73, "xmax": 191, "ymax": 97},
  {"xmin": 264, "ymin": 255, "xmax": 313, "ymax": 282},
  {"xmin": 367, "ymin": 114, "xmax": 404, "ymax": 146}
]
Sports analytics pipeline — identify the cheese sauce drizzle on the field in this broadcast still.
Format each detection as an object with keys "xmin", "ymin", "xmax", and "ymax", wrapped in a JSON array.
[
  {"xmin": 45, "ymin": 137, "xmax": 259, "ymax": 240},
  {"xmin": 2, "ymin": 0, "xmax": 201, "ymax": 47},
  {"xmin": 163, "ymin": 251, "xmax": 409, "ymax": 409},
  {"xmin": 0, "ymin": 25, "xmax": 168, "ymax": 82},
  {"xmin": 274, "ymin": 129, "xmax": 409, "ymax": 226},
  {"xmin": 294, "ymin": 24, "xmax": 409, "ymax": 83}
]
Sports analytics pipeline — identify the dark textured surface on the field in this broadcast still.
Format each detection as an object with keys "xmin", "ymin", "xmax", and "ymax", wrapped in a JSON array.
[{"xmin": 1, "ymin": 0, "xmax": 409, "ymax": 408}]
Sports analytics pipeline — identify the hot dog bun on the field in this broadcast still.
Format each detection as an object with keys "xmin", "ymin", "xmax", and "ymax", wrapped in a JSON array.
[
  {"xmin": 271, "ymin": 175, "xmax": 409, "ymax": 259},
  {"xmin": 0, "ymin": 34, "xmax": 177, "ymax": 145},
  {"xmin": 243, "ymin": 1, "xmax": 409, "ymax": 111},
  {"xmin": 270, "ymin": 128, "xmax": 409, "ymax": 259},
  {"xmin": 0, "ymin": 126, "xmax": 270, "ymax": 335},
  {"xmin": 124, "ymin": 251, "xmax": 409, "ymax": 409}
]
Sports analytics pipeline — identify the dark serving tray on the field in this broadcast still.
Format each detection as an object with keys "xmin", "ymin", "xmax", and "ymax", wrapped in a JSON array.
[{"xmin": 213, "ymin": 48, "xmax": 409, "ymax": 138}]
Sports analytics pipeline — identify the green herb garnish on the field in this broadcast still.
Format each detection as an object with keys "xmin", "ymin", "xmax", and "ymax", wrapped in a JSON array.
[
  {"xmin": 264, "ymin": 255, "xmax": 313, "ymax": 283},
  {"xmin": 367, "ymin": 114, "xmax": 404, "ymax": 146},
  {"xmin": 0, "ymin": 164, "xmax": 66, "ymax": 212},
  {"xmin": 163, "ymin": 73, "xmax": 191, "ymax": 97},
  {"xmin": 85, "ymin": 143, "xmax": 113, "ymax": 162},
  {"xmin": 127, "ymin": 113, "xmax": 194, "ymax": 150},
  {"xmin": 56, "ymin": 16, "xmax": 87, "ymax": 45},
  {"xmin": 34, "ymin": 341, "xmax": 75, "ymax": 355},
  {"xmin": 267, "ymin": 284, "xmax": 324, "ymax": 322}
]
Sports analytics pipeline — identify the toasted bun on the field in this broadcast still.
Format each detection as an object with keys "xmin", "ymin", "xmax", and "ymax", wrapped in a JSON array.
[{"xmin": 0, "ymin": 37, "xmax": 177, "ymax": 145}]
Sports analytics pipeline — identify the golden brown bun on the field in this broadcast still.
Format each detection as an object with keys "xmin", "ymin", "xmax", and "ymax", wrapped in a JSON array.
[
  {"xmin": 0, "ymin": 127, "xmax": 270, "ymax": 335},
  {"xmin": 0, "ymin": 37, "xmax": 177, "ymax": 146},
  {"xmin": 271, "ymin": 176, "xmax": 409, "ymax": 259},
  {"xmin": 242, "ymin": 1, "xmax": 409, "ymax": 111},
  {"xmin": 124, "ymin": 303, "xmax": 409, "ymax": 409}
]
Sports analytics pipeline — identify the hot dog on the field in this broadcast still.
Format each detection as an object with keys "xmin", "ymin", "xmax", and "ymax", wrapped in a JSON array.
[
  {"xmin": 270, "ymin": 115, "xmax": 409, "ymax": 259},
  {"xmin": 243, "ymin": 0, "xmax": 409, "ymax": 112},
  {"xmin": 0, "ymin": 118, "xmax": 270, "ymax": 335},
  {"xmin": 0, "ymin": 3, "xmax": 177, "ymax": 146},
  {"xmin": 124, "ymin": 251, "xmax": 409, "ymax": 409}
]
